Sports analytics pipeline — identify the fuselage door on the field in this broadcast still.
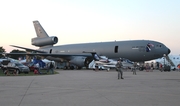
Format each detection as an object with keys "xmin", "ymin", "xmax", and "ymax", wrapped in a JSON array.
[
  {"xmin": 114, "ymin": 46, "xmax": 118, "ymax": 53},
  {"xmin": 49, "ymin": 49, "xmax": 52, "ymax": 54}
]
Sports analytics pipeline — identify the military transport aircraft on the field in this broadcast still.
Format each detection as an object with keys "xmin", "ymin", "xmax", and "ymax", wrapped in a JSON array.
[{"xmin": 5, "ymin": 21, "xmax": 170, "ymax": 69}]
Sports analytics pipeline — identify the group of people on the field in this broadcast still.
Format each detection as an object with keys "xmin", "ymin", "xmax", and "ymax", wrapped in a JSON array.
[
  {"xmin": 144, "ymin": 62, "xmax": 154, "ymax": 72},
  {"xmin": 115, "ymin": 59, "xmax": 138, "ymax": 80},
  {"xmin": 33, "ymin": 62, "xmax": 54, "ymax": 74}
]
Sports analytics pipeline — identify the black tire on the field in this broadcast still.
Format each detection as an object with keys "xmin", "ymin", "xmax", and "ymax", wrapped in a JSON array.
[
  {"xmin": 70, "ymin": 66, "xmax": 74, "ymax": 70},
  {"xmin": 77, "ymin": 66, "xmax": 82, "ymax": 70},
  {"xmin": 63, "ymin": 66, "xmax": 68, "ymax": 70}
]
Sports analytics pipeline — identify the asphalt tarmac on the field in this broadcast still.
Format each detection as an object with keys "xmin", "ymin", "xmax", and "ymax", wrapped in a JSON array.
[{"xmin": 0, "ymin": 69, "xmax": 180, "ymax": 106}]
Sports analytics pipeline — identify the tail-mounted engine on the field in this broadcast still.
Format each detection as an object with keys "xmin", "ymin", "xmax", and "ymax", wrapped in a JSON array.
[{"xmin": 31, "ymin": 36, "xmax": 58, "ymax": 47}]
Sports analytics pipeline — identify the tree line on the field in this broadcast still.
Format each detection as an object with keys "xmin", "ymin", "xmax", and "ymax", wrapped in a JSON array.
[{"xmin": 0, "ymin": 46, "xmax": 26, "ymax": 59}]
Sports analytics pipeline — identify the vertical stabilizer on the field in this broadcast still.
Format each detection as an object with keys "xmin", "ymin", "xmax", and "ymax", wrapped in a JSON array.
[
  {"xmin": 33, "ymin": 21, "xmax": 49, "ymax": 38},
  {"xmin": 31, "ymin": 21, "xmax": 58, "ymax": 47}
]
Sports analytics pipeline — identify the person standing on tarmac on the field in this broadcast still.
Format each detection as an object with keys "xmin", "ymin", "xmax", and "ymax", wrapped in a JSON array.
[
  {"xmin": 116, "ymin": 59, "xmax": 124, "ymax": 79},
  {"xmin": 132, "ymin": 62, "xmax": 137, "ymax": 75},
  {"xmin": 49, "ymin": 62, "xmax": 54, "ymax": 74}
]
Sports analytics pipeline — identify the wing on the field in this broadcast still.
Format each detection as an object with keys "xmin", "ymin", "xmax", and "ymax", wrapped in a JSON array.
[
  {"xmin": 10, "ymin": 45, "xmax": 46, "ymax": 53},
  {"xmin": 4, "ymin": 45, "xmax": 102, "ymax": 63},
  {"xmin": 4, "ymin": 45, "xmax": 94, "ymax": 59},
  {"xmin": 3, "ymin": 52, "xmax": 92, "ymax": 58}
]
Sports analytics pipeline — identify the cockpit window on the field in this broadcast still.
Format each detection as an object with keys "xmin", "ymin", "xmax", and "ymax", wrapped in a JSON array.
[
  {"xmin": 155, "ymin": 44, "xmax": 163, "ymax": 49},
  {"xmin": 156, "ymin": 45, "xmax": 162, "ymax": 47}
]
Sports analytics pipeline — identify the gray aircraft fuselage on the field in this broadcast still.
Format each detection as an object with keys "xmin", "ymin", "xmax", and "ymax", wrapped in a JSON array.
[
  {"xmin": 10, "ymin": 21, "xmax": 170, "ymax": 69},
  {"xmin": 39, "ymin": 40, "xmax": 170, "ymax": 62}
]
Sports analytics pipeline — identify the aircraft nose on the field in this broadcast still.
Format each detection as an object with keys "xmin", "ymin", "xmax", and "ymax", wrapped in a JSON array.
[{"xmin": 168, "ymin": 48, "xmax": 171, "ymax": 54}]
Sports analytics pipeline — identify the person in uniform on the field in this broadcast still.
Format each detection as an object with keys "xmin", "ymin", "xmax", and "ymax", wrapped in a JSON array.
[
  {"xmin": 132, "ymin": 62, "xmax": 137, "ymax": 75},
  {"xmin": 116, "ymin": 59, "xmax": 124, "ymax": 79}
]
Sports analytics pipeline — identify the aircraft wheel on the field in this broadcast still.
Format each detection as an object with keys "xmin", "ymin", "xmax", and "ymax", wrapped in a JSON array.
[
  {"xmin": 70, "ymin": 66, "xmax": 74, "ymax": 70},
  {"xmin": 63, "ymin": 66, "xmax": 68, "ymax": 70},
  {"xmin": 76, "ymin": 66, "xmax": 82, "ymax": 70}
]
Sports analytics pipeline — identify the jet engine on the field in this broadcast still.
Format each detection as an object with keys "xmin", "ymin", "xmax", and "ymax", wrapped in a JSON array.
[
  {"xmin": 31, "ymin": 36, "xmax": 58, "ymax": 47},
  {"xmin": 70, "ymin": 56, "xmax": 93, "ymax": 68}
]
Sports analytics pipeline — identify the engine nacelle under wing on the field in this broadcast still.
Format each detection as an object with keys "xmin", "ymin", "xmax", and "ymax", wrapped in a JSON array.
[
  {"xmin": 70, "ymin": 56, "xmax": 93, "ymax": 67},
  {"xmin": 31, "ymin": 36, "xmax": 58, "ymax": 47}
]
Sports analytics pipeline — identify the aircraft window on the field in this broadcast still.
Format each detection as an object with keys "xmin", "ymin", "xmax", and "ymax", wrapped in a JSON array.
[
  {"xmin": 155, "ymin": 45, "xmax": 162, "ymax": 49},
  {"xmin": 114, "ymin": 46, "xmax": 118, "ymax": 53},
  {"xmin": 173, "ymin": 57, "xmax": 175, "ymax": 59},
  {"xmin": 157, "ymin": 45, "xmax": 161, "ymax": 47},
  {"xmin": 177, "ymin": 58, "xmax": 179, "ymax": 59}
]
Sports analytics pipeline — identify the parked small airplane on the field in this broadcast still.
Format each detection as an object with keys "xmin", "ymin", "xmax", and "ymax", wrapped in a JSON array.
[
  {"xmin": 4, "ymin": 21, "xmax": 170, "ymax": 69},
  {"xmin": 88, "ymin": 55, "xmax": 134, "ymax": 70}
]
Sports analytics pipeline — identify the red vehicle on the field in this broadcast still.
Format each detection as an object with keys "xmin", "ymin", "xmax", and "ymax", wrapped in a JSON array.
[{"xmin": 22, "ymin": 62, "xmax": 36, "ymax": 72}]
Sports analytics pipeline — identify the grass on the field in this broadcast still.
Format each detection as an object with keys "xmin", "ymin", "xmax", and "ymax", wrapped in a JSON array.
[{"xmin": 0, "ymin": 69, "xmax": 59, "ymax": 76}]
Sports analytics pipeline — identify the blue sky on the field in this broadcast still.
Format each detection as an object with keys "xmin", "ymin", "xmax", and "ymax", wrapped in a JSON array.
[{"xmin": 0, "ymin": 0, "xmax": 180, "ymax": 55}]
